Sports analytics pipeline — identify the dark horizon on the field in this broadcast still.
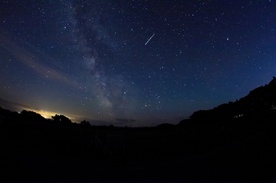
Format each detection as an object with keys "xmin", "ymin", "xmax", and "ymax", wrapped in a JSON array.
[
  {"xmin": 1, "ymin": 76, "xmax": 276, "ymax": 127},
  {"xmin": 0, "ymin": 78, "xmax": 275, "ymax": 181}
]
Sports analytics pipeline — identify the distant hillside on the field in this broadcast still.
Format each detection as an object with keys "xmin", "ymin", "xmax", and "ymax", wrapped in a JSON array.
[{"xmin": 180, "ymin": 77, "xmax": 276, "ymax": 123}]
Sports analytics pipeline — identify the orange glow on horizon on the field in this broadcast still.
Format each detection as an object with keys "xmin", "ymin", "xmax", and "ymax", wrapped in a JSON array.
[
  {"xmin": 31, "ymin": 109, "xmax": 57, "ymax": 119},
  {"xmin": 23, "ymin": 108, "xmax": 81, "ymax": 122}
]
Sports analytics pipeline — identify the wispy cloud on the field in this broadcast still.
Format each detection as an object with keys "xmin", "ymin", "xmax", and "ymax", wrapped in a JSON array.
[
  {"xmin": 0, "ymin": 32, "xmax": 79, "ymax": 88},
  {"xmin": 0, "ymin": 97, "xmax": 37, "ymax": 111}
]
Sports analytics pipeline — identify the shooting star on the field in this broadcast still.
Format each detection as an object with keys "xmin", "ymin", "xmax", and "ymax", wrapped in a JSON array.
[{"xmin": 145, "ymin": 33, "xmax": 155, "ymax": 45}]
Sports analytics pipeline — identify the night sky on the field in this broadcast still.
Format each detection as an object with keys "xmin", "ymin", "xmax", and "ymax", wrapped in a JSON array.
[{"xmin": 1, "ymin": 0, "xmax": 276, "ymax": 126}]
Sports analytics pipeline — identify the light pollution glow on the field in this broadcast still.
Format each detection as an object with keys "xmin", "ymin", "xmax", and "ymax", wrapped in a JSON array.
[{"xmin": 22, "ymin": 108, "xmax": 81, "ymax": 122}]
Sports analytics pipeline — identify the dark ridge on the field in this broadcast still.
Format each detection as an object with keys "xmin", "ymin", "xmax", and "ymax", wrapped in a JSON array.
[{"xmin": 0, "ymin": 78, "xmax": 276, "ymax": 182}]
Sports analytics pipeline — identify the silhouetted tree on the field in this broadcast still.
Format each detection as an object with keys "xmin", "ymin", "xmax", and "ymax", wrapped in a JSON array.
[
  {"xmin": 80, "ymin": 120, "xmax": 90, "ymax": 126},
  {"xmin": 52, "ymin": 114, "xmax": 72, "ymax": 125},
  {"xmin": 20, "ymin": 110, "xmax": 45, "ymax": 122}
]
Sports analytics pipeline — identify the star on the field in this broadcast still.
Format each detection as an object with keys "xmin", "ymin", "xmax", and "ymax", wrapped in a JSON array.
[{"xmin": 0, "ymin": 0, "xmax": 275, "ymax": 126}]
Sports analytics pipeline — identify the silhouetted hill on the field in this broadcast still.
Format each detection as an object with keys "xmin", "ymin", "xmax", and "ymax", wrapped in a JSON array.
[
  {"xmin": 180, "ymin": 77, "xmax": 276, "ymax": 123},
  {"xmin": 0, "ymin": 78, "xmax": 276, "ymax": 181}
]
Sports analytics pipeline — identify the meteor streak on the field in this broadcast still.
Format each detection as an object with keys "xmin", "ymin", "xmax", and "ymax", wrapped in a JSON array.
[{"xmin": 145, "ymin": 33, "xmax": 155, "ymax": 45}]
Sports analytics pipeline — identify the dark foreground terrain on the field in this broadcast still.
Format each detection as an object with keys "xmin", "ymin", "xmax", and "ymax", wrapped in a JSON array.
[{"xmin": 1, "ymin": 79, "xmax": 276, "ymax": 182}]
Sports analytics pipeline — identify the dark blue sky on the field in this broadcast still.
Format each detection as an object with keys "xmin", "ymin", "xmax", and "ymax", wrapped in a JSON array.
[{"xmin": 1, "ymin": 0, "xmax": 276, "ymax": 126}]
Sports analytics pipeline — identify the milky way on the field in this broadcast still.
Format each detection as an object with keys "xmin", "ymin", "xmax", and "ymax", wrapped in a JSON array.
[
  {"xmin": 0, "ymin": 0, "xmax": 276, "ymax": 126},
  {"xmin": 68, "ymin": 1, "xmax": 131, "ymax": 118}
]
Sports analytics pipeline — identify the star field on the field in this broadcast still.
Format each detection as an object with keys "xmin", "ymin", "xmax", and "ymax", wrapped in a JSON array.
[{"xmin": 0, "ymin": 0, "xmax": 276, "ymax": 126}]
